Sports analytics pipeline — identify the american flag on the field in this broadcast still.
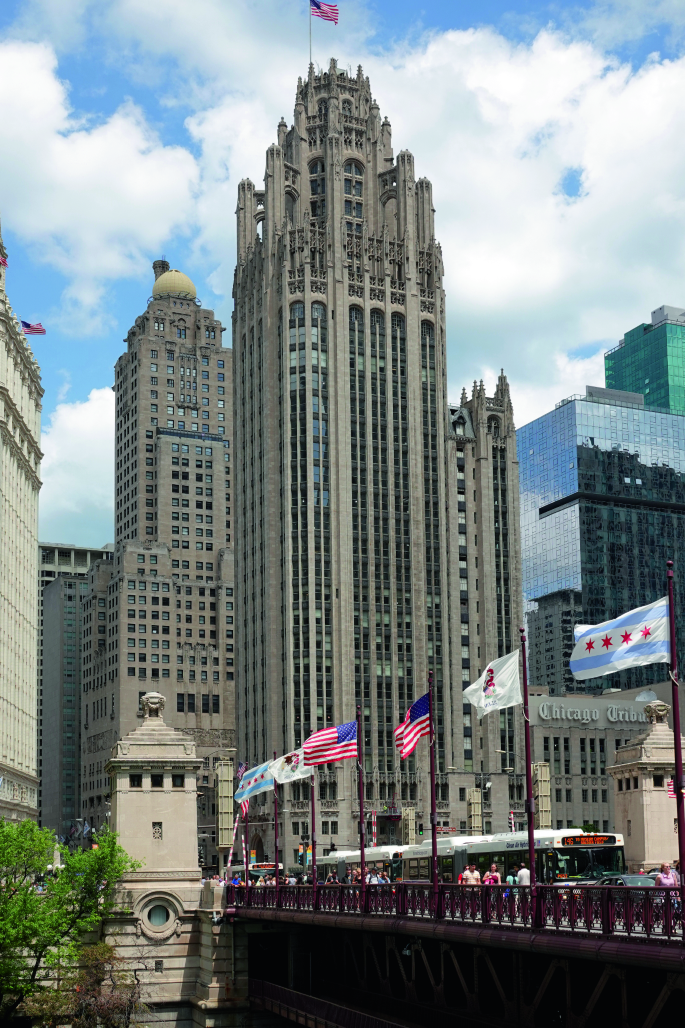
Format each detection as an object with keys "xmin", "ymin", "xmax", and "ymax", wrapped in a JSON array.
[
  {"xmin": 237, "ymin": 761, "xmax": 248, "ymax": 781},
  {"xmin": 21, "ymin": 320, "xmax": 46, "ymax": 336},
  {"xmin": 241, "ymin": 799, "xmax": 250, "ymax": 819},
  {"xmin": 310, "ymin": 0, "xmax": 338, "ymax": 23},
  {"xmin": 395, "ymin": 692, "xmax": 430, "ymax": 759},
  {"xmin": 0, "ymin": 256, "xmax": 7, "ymax": 268},
  {"xmin": 669, "ymin": 777, "xmax": 676, "ymax": 798},
  {"xmin": 304, "ymin": 721, "xmax": 357, "ymax": 765}
]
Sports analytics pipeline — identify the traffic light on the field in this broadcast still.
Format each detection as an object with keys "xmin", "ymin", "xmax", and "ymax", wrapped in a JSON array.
[{"xmin": 418, "ymin": 823, "xmax": 424, "ymax": 836}]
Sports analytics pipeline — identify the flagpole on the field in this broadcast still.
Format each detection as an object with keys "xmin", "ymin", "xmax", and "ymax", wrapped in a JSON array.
[
  {"xmin": 244, "ymin": 805, "xmax": 249, "ymax": 891},
  {"xmin": 427, "ymin": 671, "xmax": 439, "ymax": 914},
  {"xmin": 356, "ymin": 704, "xmax": 367, "ymax": 910},
  {"xmin": 273, "ymin": 751, "xmax": 280, "ymax": 906},
  {"xmin": 310, "ymin": 772, "xmax": 318, "ymax": 902},
  {"xmin": 309, "ymin": 1, "xmax": 312, "ymax": 66},
  {"xmin": 666, "ymin": 560, "xmax": 685, "ymax": 892},
  {"xmin": 519, "ymin": 629, "xmax": 538, "ymax": 918}
]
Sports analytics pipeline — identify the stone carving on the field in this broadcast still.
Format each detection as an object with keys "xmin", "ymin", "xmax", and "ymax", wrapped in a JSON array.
[
  {"xmin": 644, "ymin": 701, "xmax": 670, "ymax": 724},
  {"xmin": 142, "ymin": 692, "xmax": 165, "ymax": 719}
]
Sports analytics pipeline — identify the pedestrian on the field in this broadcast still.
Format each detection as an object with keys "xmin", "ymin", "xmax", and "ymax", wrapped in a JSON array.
[
  {"xmin": 483, "ymin": 863, "xmax": 501, "ymax": 885},
  {"xmin": 517, "ymin": 862, "xmax": 531, "ymax": 886},
  {"xmin": 655, "ymin": 862, "xmax": 678, "ymax": 888},
  {"xmin": 326, "ymin": 870, "xmax": 338, "ymax": 884},
  {"xmin": 462, "ymin": 864, "xmax": 481, "ymax": 885},
  {"xmin": 506, "ymin": 865, "xmax": 519, "ymax": 886}
]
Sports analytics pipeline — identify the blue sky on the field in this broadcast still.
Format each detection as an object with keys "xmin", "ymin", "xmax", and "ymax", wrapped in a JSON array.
[{"xmin": 2, "ymin": 0, "xmax": 685, "ymax": 544}]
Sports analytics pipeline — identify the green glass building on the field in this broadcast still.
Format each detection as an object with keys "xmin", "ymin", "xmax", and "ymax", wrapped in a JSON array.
[{"xmin": 605, "ymin": 305, "xmax": 685, "ymax": 412}]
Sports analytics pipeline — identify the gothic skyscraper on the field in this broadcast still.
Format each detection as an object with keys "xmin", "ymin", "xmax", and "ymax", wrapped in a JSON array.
[{"xmin": 234, "ymin": 61, "xmax": 522, "ymax": 859}]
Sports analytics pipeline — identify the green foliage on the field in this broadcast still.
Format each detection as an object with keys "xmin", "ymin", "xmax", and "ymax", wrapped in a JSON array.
[
  {"xmin": 24, "ymin": 942, "xmax": 148, "ymax": 1028},
  {"xmin": 0, "ymin": 819, "xmax": 139, "ymax": 1019}
]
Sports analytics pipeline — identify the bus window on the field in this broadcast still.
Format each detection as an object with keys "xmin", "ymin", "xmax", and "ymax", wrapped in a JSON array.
[
  {"xmin": 439, "ymin": 856, "xmax": 453, "ymax": 882},
  {"xmin": 555, "ymin": 848, "xmax": 593, "ymax": 880},
  {"xmin": 419, "ymin": 858, "xmax": 430, "ymax": 879},
  {"xmin": 591, "ymin": 847, "xmax": 624, "ymax": 875},
  {"xmin": 407, "ymin": 859, "xmax": 419, "ymax": 880}
]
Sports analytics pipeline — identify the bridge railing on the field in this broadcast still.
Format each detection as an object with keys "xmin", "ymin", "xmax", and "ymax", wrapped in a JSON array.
[{"xmin": 225, "ymin": 883, "xmax": 683, "ymax": 941}]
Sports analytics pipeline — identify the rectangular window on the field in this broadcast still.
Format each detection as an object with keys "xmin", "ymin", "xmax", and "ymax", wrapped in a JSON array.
[
  {"xmin": 187, "ymin": 693, "xmax": 195, "ymax": 713},
  {"xmin": 330, "ymin": 821, "xmax": 338, "ymax": 835},
  {"xmin": 212, "ymin": 694, "xmax": 220, "ymax": 714},
  {"xmin": 177, "ymin": 693, "xmax": 185, "ymax": 712},
  {"xmin": 582, "ymin": 788, "xmax": 588, "ymax": 803},
  {"xmin": 202, "ymin": 694, "xmax": 210, "ymax": 713},
  {"xmin": 129, "ymin": 774, "xmax": 142, "ymax": 788}
]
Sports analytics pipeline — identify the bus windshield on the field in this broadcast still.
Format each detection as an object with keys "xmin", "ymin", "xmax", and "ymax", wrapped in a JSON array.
[{"xmin": 555, "ymin": 847, "xmax": 624, "ymax": 879}]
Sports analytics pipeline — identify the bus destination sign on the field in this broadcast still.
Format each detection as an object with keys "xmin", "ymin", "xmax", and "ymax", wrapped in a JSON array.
[{"xmin": 560, "ymin": 835, "xmax": 615, "ymax": 847}]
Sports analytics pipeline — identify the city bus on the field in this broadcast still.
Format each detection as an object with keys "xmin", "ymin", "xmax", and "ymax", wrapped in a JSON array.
[
  {"xmin": 318, "ymin": 829, "xmax": 625, "ymax": 883},
  {"xmin": 227, "ymin": 862, "xmax": 283, "ymax": 882}
]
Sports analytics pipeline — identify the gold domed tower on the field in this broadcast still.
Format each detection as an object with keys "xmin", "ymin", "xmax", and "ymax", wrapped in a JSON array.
[{"xmin": 152, "ymin": 264, "xmax": 197, "ymax": 301}]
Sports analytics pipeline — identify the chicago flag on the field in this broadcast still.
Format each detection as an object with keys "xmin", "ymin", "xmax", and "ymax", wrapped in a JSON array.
[{"xmin": 570, "ymin": 597, "xmax": 670, "ymax": 681}]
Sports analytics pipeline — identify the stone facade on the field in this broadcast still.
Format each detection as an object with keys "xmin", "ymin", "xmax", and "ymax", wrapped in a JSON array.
[
  {"xmin": 104, "ymin": 692, "xmax": 248, "ymax": 1027},
  {"xmin": 607, "ymin": 700, "xmax": 684, "ymax": 871},
  {"xmin": 232, "ymin": 60, "xmax": 523, "ymax": 863},
  {"xmin": 79, "ymin": 265, "xmax": 236, "ymax": 869},
  {"xmin": 0, "ymin": 220, "xmax": 42, "ymax": 822}
]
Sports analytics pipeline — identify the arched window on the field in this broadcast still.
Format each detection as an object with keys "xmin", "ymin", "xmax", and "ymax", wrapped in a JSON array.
[
  {"xmin": 344, "ymin": 162, "xmax": 364, "ymax": 236},
  {"xmin": 349, "ymin": 306, "xmax": 364, "ymax": 351},
  {"xmin": 311, "ymin": 303, "xmax": 327, "ymax": 347},
  {"xmin": 289, "ymin": 303, "xmax": 305, "ymax": 348},
  {"xmin": 370, "ymin": 310, "xmax": 385, "ymax": 351},
  {"xmin": 488, "ymin": 416, "xmax": 500, "ymax": 438},
  {"xmin": 421, "ymin": 320, "xmax": 435, "ymax": 345},
  {"xmin": 309, "ymin": 161, "xmax": 325, "ymax": 219}
]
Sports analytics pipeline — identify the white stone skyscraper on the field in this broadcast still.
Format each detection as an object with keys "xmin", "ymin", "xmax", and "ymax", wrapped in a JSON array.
[
  {"xmin": 0, "ymin": 221, "xmax": 43, "ymax": 822},
  {"xmin": 233, "ymin": 62, "xmax": 523, "ymax": 862}
]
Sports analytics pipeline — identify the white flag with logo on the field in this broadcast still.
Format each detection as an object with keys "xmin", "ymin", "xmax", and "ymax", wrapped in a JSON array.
[
  {"xmin": 463, "ymin": 650, "xmax": 521, "ymax": 718},
  {"xmin": 268, "ymin": 748, "xmax": 310, "ymax": 784}
]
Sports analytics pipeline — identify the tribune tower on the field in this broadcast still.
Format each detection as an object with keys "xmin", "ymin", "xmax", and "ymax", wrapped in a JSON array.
[{"xmin": 234, "ymin": 61, "xmax": 522, "ymax": 859}]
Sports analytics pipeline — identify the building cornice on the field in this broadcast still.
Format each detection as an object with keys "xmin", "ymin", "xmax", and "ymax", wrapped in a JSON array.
[
  {"xmin": 0, "ymin": 384, "xmax": 42, "ymax": 458},
  {"xmin": 0, "ymin": 298, "xmax": 43, "ymax": 399}
]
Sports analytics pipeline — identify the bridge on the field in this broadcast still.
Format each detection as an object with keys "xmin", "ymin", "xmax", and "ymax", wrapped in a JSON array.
[{"xmin": 221, "ymin": 883, "xmax": 685, "ymax": 1028}]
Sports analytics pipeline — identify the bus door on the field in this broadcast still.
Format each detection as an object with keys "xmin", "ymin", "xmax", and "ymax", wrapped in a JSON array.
[{"xmin": 452, "ymin": 847, "xmax": 468, "ymax": 881}]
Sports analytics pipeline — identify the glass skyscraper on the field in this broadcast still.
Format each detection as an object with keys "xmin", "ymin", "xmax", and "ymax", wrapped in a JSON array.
[
  {"xmin": 518, "ymin": 385, "xmax": 685, "ymax": 695},
  {"xmin": 605, "ymin": 305, "xmax": 685, "ymax": 413}
]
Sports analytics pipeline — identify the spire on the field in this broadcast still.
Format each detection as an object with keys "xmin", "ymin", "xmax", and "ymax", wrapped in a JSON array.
[{"xmin": 460, "ymin": 386, "xmax": 468, "ymax": 406}]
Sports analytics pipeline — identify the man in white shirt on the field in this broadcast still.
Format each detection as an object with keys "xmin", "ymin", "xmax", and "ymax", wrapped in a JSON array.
[
  {"xmin": 517, "ymin": 863, "xmax": 531, "ymax": 886},
  {"xmin": 462, "ymin": 864, "xmax": 481, "ymax": 885}
]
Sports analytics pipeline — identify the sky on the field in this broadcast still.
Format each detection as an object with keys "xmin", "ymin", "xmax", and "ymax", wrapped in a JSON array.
[{"xmin": 3, "ymin": 0, "xmax": 685, "ymax": 545}]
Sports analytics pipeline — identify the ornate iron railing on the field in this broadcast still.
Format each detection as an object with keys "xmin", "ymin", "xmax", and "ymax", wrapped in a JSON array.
[{"xmin": 225, "ymin": 883, "xmax": 684, "ymax": 941}]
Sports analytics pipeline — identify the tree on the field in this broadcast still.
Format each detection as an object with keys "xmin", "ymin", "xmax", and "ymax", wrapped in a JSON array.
[
  {"xmin": 24, "ymin": 943, "xmax": 148, "ymax": 1028},
  {"xmin": 0, "ymin": 819, "xmax": 139, "ymax": 1020}
]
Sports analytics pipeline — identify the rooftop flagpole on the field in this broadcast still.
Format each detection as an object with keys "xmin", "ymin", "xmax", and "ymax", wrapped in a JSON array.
[{"xmin": 309, "ymin": 0, "xmax": 312, "ymax": 66}]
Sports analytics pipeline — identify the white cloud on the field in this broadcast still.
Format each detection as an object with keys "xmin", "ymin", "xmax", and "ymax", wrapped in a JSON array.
[
  {"xmin": 6, "ymin": 5, "xmax": 685, "ymax": 415},
  {"xmin": 39, "ymin": 387, "xmax": 114, "ymax": 546},
  {"xmin": 0, "ymin": 40, "xmax": 199, "ymax": 331}
]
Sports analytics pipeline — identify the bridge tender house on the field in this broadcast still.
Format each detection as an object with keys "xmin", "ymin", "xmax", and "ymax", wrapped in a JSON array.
[{"xmin": 528, "ymin": 683, "xmax": 673, "ymax": 833}]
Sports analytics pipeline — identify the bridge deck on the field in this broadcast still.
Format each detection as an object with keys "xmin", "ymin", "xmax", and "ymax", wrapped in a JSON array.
[{"xmin": 224, "ymin": 883, "xmax": 685, "ymax": 963}]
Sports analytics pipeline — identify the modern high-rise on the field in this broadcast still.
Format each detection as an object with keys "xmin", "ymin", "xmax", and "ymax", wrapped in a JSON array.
[
  {"xmin": 0, "ymin": 222, "xmax": 43, "ymax": 822},
  {"xmin": 233, "ymin": 61, "xmax": 524, "ymax": 860},
  {"xmin": 37, "ymin": 541, "xmax": 113, "ymax": 823},
  {"xmin": 518, "ymin": 384, "xmax": 685, "ymax": 696},
  {"xmin": 79, "ymin": 264, "xmax": 235, "ymax": 867},
  {"xmin": 605, "ymin": 304, "xmax": 685, "ymax": 413}
]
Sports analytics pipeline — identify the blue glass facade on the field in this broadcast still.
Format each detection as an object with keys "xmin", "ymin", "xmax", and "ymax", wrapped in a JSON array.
[{"xmin": 518, "ymin": 391, "xmax": 685, "ymax": 694}]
